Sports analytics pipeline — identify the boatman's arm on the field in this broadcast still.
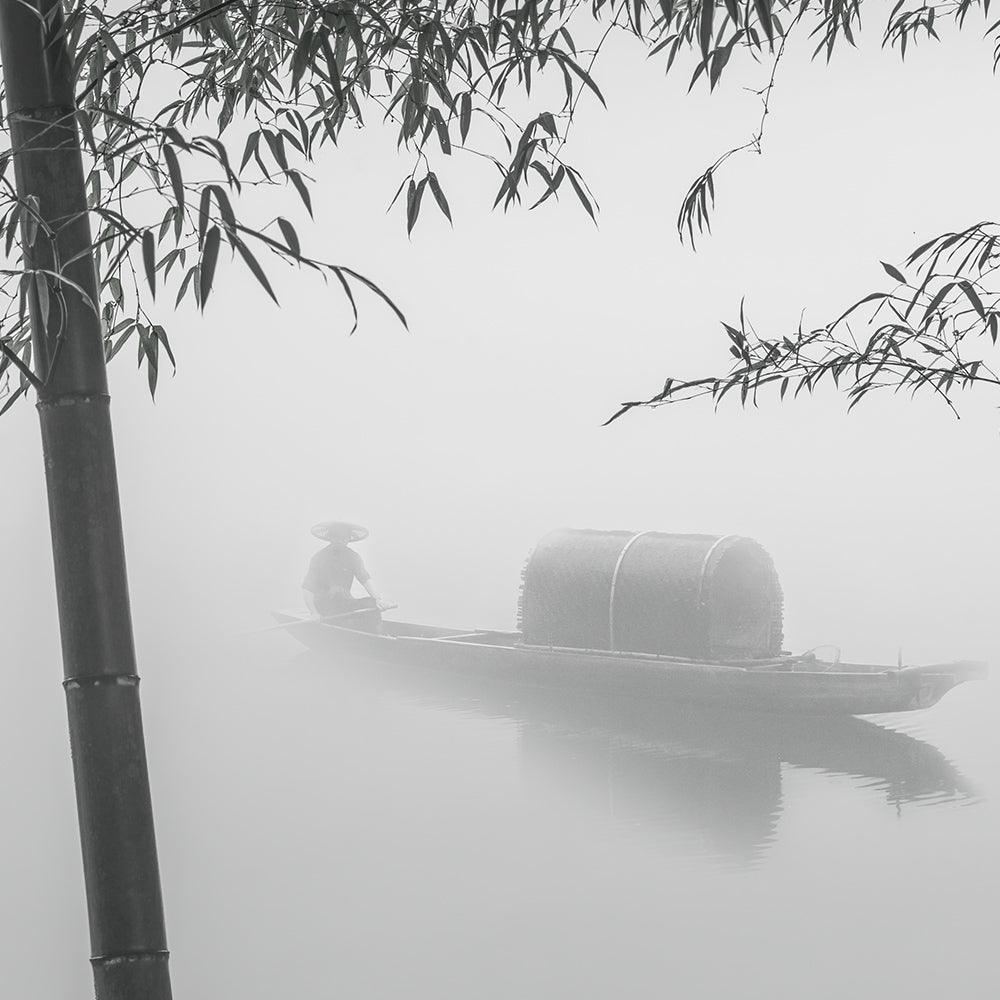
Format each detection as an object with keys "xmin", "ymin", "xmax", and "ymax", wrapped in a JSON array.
[
  {"xmin": 355, "ymin": 553, "xmax": 390, "ymax": 611},
  {"xmin": 361, "ymin": 577, "xmax": 390, "ymax": 611}
]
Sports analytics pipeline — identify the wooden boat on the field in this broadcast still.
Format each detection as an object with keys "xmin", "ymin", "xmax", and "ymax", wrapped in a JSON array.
[
  {"xmin": 271, "ymin": 610, "xmax": 988, "ymax": 716},
  {"xmin": 281, "ymin": 528, "xmax": 987, "ymax": 715}
]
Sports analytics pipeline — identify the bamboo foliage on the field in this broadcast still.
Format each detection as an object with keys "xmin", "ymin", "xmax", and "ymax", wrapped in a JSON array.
[
  {"xmin": 2, "ymin": 2, "xmax": 998, "ymax": 417},
  {"xmin": 0, "ymin": 0, "xmax": 877, "ymax": 411},
  {"xmin": 622, "ymin": 0, "xmax": 1000, "ymax": 418},
  {"xmin": 608, "ymin": 224, "xmax": 1000, "ymax": 421}
]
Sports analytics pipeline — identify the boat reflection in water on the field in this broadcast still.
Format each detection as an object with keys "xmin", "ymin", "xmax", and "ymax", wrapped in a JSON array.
[
  {"xmin": 293, "ymin": 645, "xmax": 980, "ymax": 867},
  {"xmin": 510, "ymin": 693, "xmax": 977, "ymax": 865}
]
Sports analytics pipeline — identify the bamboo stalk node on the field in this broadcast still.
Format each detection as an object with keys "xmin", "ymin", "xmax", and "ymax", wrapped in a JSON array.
[
  {"xmin": 38, "ymin": 392, "xmax": 112, "ymax": 409},
  {"xmin": 91, "ymin": 951, "xmax": 170, "ymax": 966},
  {"xmin": 10, "ymin": 103, "xmax": 76, "ymax": 121},
  {"xmin": 63, "ymin": 674, "xmax": 140, "ymax": 690}
]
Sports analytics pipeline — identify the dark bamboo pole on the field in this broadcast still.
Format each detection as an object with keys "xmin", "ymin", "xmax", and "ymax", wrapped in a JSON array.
[{"xmin": 0, "ymin": 3, "xmax": 172, "ymax": 997}]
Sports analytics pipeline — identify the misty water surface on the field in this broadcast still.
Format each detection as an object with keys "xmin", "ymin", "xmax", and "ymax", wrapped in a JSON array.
[
  {"xmin": 3, "ymin": 593, "xmax": 996, "ymax": 999},
  {"xmin": 164, "ymin": 629, "xmax": 1000, "ymax": 999}
]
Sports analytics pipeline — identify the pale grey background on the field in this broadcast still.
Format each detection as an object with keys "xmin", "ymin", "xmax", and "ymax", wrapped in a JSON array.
[{"xmin": 2, "ymin": 19, "xmax": 998, "ymax": 999}]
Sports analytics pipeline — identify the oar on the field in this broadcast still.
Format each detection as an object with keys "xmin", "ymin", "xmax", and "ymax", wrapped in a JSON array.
[{"xmin": 251, "ymin": 605, "xmax": 397, "ymax": 634}]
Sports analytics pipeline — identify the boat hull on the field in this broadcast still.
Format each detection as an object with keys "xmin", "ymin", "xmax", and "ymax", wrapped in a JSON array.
[{"xmin": 271, "ymin": 613, "xmax": 987, "ymax": 716}]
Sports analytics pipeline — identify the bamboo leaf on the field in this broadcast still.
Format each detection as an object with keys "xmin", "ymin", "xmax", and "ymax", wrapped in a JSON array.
[
  {"xmin": 529, "ymin": 164, "xmax": 565, "ymax": 210},
  {"xmin": 337, "ymin": 266, "xmax": 408, "ymax": 329},
  {"xmin": 564, "ymin": 167, "xmax": 597, "ymax": 223},
  {"xmin": 386, "ymin": 175, "xmax": 409, "ymax": 213},
  {"xmin": 152, "ymin": 324, "xmax": 176, "ymax": 369},
  {"xmin": 240, "ymin": 131, "xmax": 261, "ymax": 173},
  {"xmin": 175, "ymin": 265, "xmax": 196, "ymax": 308},
  {"xmin": 263, "ymin": 130, "xmax": 289, "ymax": 172},
  {"xmin": 139, "ymin": 324, "xmax": 160, "ymax": 398},
  {"xmin": 752, "ymin": 0, "xmax": 774, "ymax": 41},
  {"xmin": 699, "ymin": 0, "xmax": 715, "ymax": 59},
  {"xmin": 880, "ymin": 260, "xmax": 906, "ymax": 284},
  {"xmin": 958, "ymin": 280, "xmax": 986, "ymax": 319},
  {"xmin": 207, "ymin": 184, "xmax": 236, "ymax": 232},
  {"xmin": 459, "ymin": 92, "xmax": 472, "ymax": 143},
  {"xmin": 105, "ymin": 321, "xmax": 135, "ymax": 362},
  {"xmin": 198, "ymin": 186, "xmax": 212, "ymax": 243},
  {"xmin": 830, "ymin": 291, "xmax": 889, "ymax": 328},
  {"xmin": 906, "ymin": 234, "xmax": 942, "ymax": 266},
  {"xmin": 560, "ymin": 53, "xmax": 607, "ymax": 107},
  {"xmin": 199, "ymin": 225, "xmax": 221, "ymax": 307},
  {"xmin": 288, "ymin": 171, "xmax": 313, "ymax": 217},
  {"xmin": 327, "ymin": 266, "xmax": 359, "ymax": 334},
  {"xmin": 24, "ymin": 195, "xmax": 39, "ymax": 247},
  {"xmin": 435, "ymin": 118, "xmax": 451, "ymax": 155},
  {"xmin": 709, "ymin": 32, "xmax": 741, "ymax": 89},
  {"xmin": 427, "ymin": 172, "xmax": 452, "ymax": 224},
  {"xmin": 231, "ymin": 234, "xmax": 279, "ymax": 304},
  {"xmin": 922, "ymin": 282, "xmax": 956, "ymax": 323},
  {"xmin": 406, "ymin": 177, "xmax": 426, "ymax": 235},
  {"xmin": 142, "ymin": 229, "xmax": 156, "ymax": 297},
  {"xmin": 20, "ymin": 268, "xmax": 99, "ymax": 316},
  {"xmin": 35, "ymin": 272, "xmax": 50, "ymax": 329},
  {"xmin": 162, "ymin": 142, "xmax": 185, "ymax": 216},
  {"xmin": 277, "ymin": 217, "xmax": 301, "ymax": 257},
  {"xmin": 4, "ymin": 203, "xmax": 21, "ymax": 257}
]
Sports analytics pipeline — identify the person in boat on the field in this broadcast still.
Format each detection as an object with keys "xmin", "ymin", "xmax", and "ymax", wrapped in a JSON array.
[{"xmin": 303, "ymin": 521, "xmax": 389, "ymax": 622}]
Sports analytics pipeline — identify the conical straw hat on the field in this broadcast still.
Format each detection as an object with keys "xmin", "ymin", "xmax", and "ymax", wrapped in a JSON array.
[{"xmin": 310, "ymin": 521, "xmax": 369, "ymax": 543}]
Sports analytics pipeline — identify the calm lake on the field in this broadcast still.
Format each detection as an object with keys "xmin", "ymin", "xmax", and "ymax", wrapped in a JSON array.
[
  {"xmin": 157, "ymin": 628, "xmax": 998, "ymax": 1000},
  {"xmin": 2, "ymin": 609, "xmax": 997, "ymax": 1000}
]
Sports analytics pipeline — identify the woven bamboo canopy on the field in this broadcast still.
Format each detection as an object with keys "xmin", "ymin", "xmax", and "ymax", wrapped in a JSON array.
[{"xmin": 518, "ymin": 529, "xmax": 784, "ymax": 660}]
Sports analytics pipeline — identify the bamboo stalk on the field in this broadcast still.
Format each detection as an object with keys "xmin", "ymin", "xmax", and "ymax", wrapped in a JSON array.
[{"xmin": 0, "ymin": 3, "xmax": 172, "ymax": 998}]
